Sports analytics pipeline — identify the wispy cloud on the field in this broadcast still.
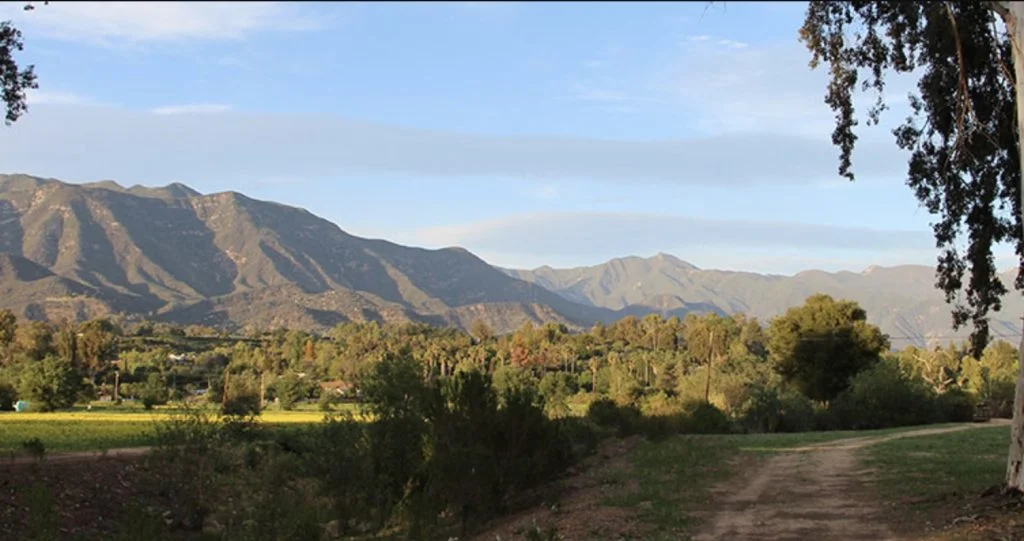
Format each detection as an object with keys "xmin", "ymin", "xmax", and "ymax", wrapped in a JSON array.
[
  {"xmin": 409, "ymin": 212, "xmax": 934, "ymax": 258},
  {"xmin": 0, "ymin": 103, "xmax": 911, "ymax": 188},
  {"xmin": 151, "ymin": 104, "xmax": 233, "ymax": 116},
  {"xmin": 0, "ymin": 2, "xmax": 325, "ymax": 46}
]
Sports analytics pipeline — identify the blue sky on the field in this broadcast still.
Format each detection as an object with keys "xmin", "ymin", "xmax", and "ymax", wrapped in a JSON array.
[{"xmin": 0, "ymin": 1, "xmax": 1010, "ymax": 274}]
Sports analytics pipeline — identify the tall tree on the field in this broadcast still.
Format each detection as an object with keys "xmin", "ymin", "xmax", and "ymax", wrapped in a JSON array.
[
  {"xmin": 0, "ymin": 308, "xmax": 16, "ymax": 352},
  {"xmin": 768, "ymin": 294, "xmax": 889, "ymax": 402},
  {"xmin": 0, "ymin": 16, "xmax": 36, "ymax": 125},
  {"xmin": 799, "ymin": 0, "xmax": 1024, "ymax": 490}
]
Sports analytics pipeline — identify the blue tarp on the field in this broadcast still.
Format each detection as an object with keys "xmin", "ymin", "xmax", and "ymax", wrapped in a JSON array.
[{"xmin": 14, "ymin": 400, "xmax": 28, "ymax": 412}]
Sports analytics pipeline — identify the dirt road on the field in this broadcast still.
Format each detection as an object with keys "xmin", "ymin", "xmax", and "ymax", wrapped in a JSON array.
[{"xmin": 692, "ymin": 421, "xmax": 1011, "ymax": 541}]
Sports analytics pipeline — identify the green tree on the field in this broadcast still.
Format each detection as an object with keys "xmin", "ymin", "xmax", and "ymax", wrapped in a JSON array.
[
  {"xmin": 15, "ymin": 321, "xmax": 53, "ymax": 361},
  {"xmin": 274, "ymin": 372, "xmax": 312, "ymax": 411},
  {"xmin": 77, "ymin": 318, "xmax": 118, "ymax": 383},
  {"xmin": 682, "ymin": 314, "xmax": 736, "ymax": 403},
  {"xmin": 768, "ymin": 294, "xmax": 889, "ymax": 402},
  {"xmin": 0, "ymin": 308, "xmax": 16, "ymax": 352},
  {"xmin": 139, "ymin": 372, "xmax": 169, "ymax": 410},
  {"xmin": 0, "ymin": 16, "xmax": 37, "ymax": 125},
  {"xmin": 469, "ymin": 319, "xmax": 493, "ymax": 343},
  {"xmin": 18, "ymin": 355, "xmax": 82, "ymax": 411},
  {"xmin": 800, "ymin": 1, "xmax": 1024, "ymax": 488}
]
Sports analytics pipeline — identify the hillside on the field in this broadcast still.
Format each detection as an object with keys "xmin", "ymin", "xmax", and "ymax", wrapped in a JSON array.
[
  {"xmin": 3, "ymin": 173, "xmax": 1020, "ymax": 346},
  {"xmin": 0, "ymin": 174, "xmax": 615, "ymax": 333},
  {"xmin": 505, "ymin": 253, "xmax": 1024, "ymax": 348}
]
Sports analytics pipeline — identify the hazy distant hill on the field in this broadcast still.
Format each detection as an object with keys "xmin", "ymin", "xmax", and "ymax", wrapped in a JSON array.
[
  {"xmin": 504, "ymin": 253, "xmax": 1024, "ymax": 348},
  {"xmin": 0, "ymin": 174, "xmax": 615, "ymax": 333}
]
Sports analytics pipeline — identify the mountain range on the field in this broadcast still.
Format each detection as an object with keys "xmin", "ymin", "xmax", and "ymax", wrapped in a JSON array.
[{"xmin": 0, "ymin": 173, "xmax": 1019, "ymax": 348}]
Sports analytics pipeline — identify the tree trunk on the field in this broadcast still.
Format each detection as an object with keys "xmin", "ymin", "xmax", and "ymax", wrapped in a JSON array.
[{"xmin": 1006, "ymin": 0, "xmax": 1024, "ymax": 492}]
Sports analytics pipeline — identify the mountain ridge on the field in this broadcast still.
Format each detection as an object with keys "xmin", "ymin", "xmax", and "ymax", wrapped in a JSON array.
[
  {"xmin": 1, "ymin": 173, "xmax": 1020, "ymax": 347},
  {"xmin": 0, "ymin": 174, "xmax": 616, "ymax": 334},
  {"xmin": 504, "ymin": 253, "xmax": 1024, "ymax": 347}
]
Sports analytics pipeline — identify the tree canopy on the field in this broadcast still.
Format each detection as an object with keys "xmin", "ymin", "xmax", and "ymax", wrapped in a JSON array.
[
  {"xmin": 800, "ymin": 2, "xmax": 1020, "ymax": 357},
  {"xmin": 768, "ymin": 294, "xmax": 889, "ymax": 402}
]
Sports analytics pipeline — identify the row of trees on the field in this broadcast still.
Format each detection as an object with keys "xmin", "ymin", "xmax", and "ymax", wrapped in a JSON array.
[{"xmin": 0, "ymin": 293, "xmax": 1018, "ymax": 430}]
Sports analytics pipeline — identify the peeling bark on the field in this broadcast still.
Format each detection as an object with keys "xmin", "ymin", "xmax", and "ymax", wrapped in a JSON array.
[{"xmin": 1004, "ymin": 0, "xmax": 1024, "ymax": 493}]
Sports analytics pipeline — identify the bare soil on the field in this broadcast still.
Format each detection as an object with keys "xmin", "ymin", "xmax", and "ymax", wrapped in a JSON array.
[
  {"xmin": 466, "ymin": 435, "xmax": 651, "ymax": 541},
  {"xmin": 692, "ymin": 423, "xmax": 1008, "ymax": 541}
]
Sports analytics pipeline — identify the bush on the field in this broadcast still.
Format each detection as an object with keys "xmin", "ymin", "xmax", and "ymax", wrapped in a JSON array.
[
  {"xmin": 739, "ymin": 385, "xmax": 815, "ymax": 433},
  {"xmin": 935, "ymin": 387, "xmax": 976, "ymax": 422},
  {"xmin": 0, "ymin": 381, "xmax": 16, "ymax": 411},
  {"xmin": 976, "ymin": 378, "xmax": 1016, "ymax": 418},
  {"xmin": 681, "ymin": 401, "xmax": 733, "ymax": 434},
  {"xmin": 830, "ymin": 359, "xmax": 938, "ymax": 430},
  {"xmin": 222, "ymin": 394, "xmax": 261, "ymax": 417},
  {"xmin": 586, "ymin": 397, "xmax": 642, "ymax": 437}
]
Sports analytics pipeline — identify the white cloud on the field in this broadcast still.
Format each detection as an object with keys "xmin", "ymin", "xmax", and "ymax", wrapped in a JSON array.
[
  {"xmin": 410, "ymin": 212, "xmax": 933, "ymax": 256},
  {"xmin": 0, "ymin": 2, "xmax": 324, "ymax": 45},
  {"xmin": 151, "ymin": 103, "xmax": 233, "ymax": 115},
  {"xmin": 400, "ymin": 212, "xmax": 944, "ymax": 274},
  {"xmin": 663, "ymin": 37, "xmax": 919, "ymax": 138},
  {"xmin": 0, "ymin": 103, "xmax": 911, "ymax": 188}
]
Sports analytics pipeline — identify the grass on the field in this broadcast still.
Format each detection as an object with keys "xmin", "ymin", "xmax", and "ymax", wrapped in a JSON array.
[
  {"xmin": 0, "ymin": 402, "xmax": 357, "ymax": 454},
  {"xmin": 863, "ymin": 424, "xmax": 1012, "ymax": 533},
  {"xmin": 603, "ymin": 424, "xmax": 964, "ymax": 540}
]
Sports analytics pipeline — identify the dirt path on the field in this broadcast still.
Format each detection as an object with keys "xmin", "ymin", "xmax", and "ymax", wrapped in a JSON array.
[
  {"xmin": 2, "ymin": 445, "xmax": 152, "ymax": 466},
  {"xmin": 693, "ymin": 421, "xmax": 1011, "ymax": 541}
]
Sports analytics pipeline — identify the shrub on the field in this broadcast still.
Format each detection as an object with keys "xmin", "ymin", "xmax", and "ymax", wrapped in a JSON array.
[
  {"xmin": 935, "ymin": 387, "xmax": 976, "ymax": 422},
  {"xmin": 222, "ymin": 394, "xmax": 261, "ymax": 417},
  {"xmin": 681, "ymin": 401, "xmax": 733, "ymax": 434},
  {"xmin": 586, "ymin": 397, "xmax": 642, "ymax": 437},
  {"xmin": 830, "ymin": 359, "xmax": 938, "ymax": 430},
  {"xmin": 976, "ymin": 378, "xmax": 1016, "ymax": 418},
  {"xmin": 0, "ymin": 381, "xmax": 16, "ymax": 411},
  {"xmin": 739, "ymin": 384, "xmax": 815, "ymax": 433}
]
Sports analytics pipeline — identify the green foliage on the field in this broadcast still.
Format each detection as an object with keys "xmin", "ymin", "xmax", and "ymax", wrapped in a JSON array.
[
  {"xmin": 538, "ymin": 371, "xmax": 577, "ymax": 418},
  {"xmin": 0, "ymin": 380, "xmax": 16, "ymax": 410},
  {"xmin": 17, "ymin": 354, "xmax": 82, "ymax": 411},
  {"xmin": 738, "ymin": 384, "xmax": 815, "ymax": 433},
  {"xmin": 768, "ymin": 294, "xmax": 888, "ymax": 401},
  {"xmin": 830, "ymin": 359, "xmax": 938, "ymax": 430},
  {"xmin": 140, "ymin": 372, "xmax": 169, "ymax": 410},
  {"xmin": 0, "ymin": 308, "xmax": 16, "ymax": 349},
  {"xmin": 935, "ymin": 388, "xmax": 977, "ymax": 423},
  {"xmin": 800, "ymin": 2, "xmax": 1019, "ymax": 356},
  {"xmin": 273, "ymin": 373, "xmax": 313, "ymax": 411},
  {"xmin": 680, "ymin": 401, "xmax": 734, "ymax": 434}
]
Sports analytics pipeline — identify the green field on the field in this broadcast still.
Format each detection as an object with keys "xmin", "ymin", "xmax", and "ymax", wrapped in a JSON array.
[{"xmin": 0, "ymin": 403, "xmax": 359, "ymax": 454}]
